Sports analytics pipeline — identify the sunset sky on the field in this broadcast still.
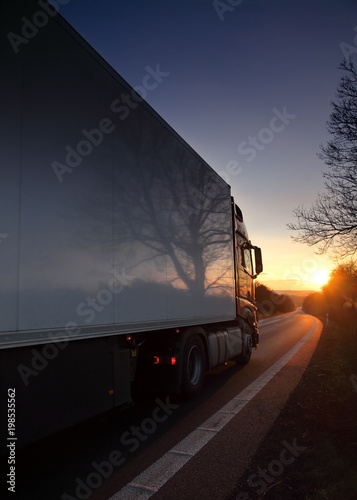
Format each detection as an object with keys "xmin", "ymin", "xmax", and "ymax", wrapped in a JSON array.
[{"xmin": 54, "ymin": 0, "xmax": 356, "ymax": 291}]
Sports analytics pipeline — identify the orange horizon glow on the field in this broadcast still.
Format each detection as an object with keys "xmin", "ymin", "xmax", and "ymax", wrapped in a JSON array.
[
  {"xmin": 259, "ymin": 270, "xmax": 331, "ymax": 293},
  {"xmin": 260, "ymin": 266, "xmax": 332, "ymax": 293}
]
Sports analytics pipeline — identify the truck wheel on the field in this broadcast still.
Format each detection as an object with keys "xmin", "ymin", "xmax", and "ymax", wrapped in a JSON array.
[
  {"xmin": 235, "ymin": 328, "xmax": 253, "ymax": 365},
  {"xmin": 181, "ymin": 335, "xmax": 206, "ymax": 398}
]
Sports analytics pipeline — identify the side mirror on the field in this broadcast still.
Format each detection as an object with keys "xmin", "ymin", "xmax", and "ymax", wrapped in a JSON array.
[{"xmin": 254, "ymin": 247, "xmax": 263, "ymax": 276}]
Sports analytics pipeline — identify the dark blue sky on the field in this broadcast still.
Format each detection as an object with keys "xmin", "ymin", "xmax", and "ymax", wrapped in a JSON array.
[{"xmin": 54, "ymin": 0, "xmax": 357, "ymax": 289}]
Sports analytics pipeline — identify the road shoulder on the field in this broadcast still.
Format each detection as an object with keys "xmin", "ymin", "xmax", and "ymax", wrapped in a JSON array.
[
  {"xmin": 151, "ymin": 317, "xmax": 323, "ymax": 500},
  {"xmin": 227, "ymin": 319, "xmax": 357, "ymax": 500}
]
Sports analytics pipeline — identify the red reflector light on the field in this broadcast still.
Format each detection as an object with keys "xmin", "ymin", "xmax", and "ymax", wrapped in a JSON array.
[{"xmin": 153, "ymin": 356, "xmax": 176, "ymax": 365}]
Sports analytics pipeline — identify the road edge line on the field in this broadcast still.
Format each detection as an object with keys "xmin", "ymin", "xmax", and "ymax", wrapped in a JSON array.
[{"xmin": 109, "ymin": 318, "xmax": 319, "ymax": 500}]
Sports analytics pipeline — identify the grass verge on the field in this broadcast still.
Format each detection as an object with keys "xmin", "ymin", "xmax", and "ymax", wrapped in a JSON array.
[{"xmin": 228, "ymin": 320, "xmax": 357, "ymax": 499}]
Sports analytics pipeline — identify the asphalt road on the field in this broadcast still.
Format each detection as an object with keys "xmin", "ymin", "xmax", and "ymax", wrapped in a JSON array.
[{"xmin": 11, "ymin": 311, "xmax": 322, "ymax": 500}]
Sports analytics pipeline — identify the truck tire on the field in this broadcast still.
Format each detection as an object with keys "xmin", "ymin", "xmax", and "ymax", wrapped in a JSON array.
[
  {"xmin": 235, "ymin": 326, "xmax": 253, "ymax": 365},
  {"xmin": 181, "ymin": 335, "xmax": 206, "ymax": 398}
]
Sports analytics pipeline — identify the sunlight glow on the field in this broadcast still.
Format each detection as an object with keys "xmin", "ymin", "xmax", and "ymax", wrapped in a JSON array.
[{"xmin": 311, "ymin": 269, "xmax": 330, "ymax": 288}]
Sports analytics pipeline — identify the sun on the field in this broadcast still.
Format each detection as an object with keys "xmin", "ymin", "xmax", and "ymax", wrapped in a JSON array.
[{"xmin": 311, "ymin": 269, "xmax": 330, "ymax": 288}]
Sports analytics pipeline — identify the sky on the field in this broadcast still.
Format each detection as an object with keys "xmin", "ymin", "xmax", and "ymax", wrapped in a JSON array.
[{"xmin": 53, "ymin": 0, "xmax": 357, "ymax": 291}]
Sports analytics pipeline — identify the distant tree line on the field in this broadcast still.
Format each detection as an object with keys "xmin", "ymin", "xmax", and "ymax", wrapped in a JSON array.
[
  {"xmin": 255, "ymin": 283, "xmax": 295, "ymax": 318},
  {"xmin": 302, "ymin": 260, "xmax": 357, "ymax": 330}
]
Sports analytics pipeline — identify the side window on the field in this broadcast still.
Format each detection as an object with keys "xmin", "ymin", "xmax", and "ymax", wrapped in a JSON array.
[{"xmin": 243, "ymin": 248, "xmax": 253, "ymax": 275}]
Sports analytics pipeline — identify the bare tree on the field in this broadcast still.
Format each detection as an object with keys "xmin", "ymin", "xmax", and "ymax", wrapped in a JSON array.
[
  {"xmin": 72, "ymin": 105, "xmax": 234, "ymax": 299},
  {"xmin": 288, "ymin": 59, "xmax": 357, "ymax": 257}
]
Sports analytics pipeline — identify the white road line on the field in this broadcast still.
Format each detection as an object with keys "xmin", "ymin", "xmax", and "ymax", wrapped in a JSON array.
[
  {"xmin": 109, "ymin": 319, "xmax": 317, "ymax": 500},
  {"xmin": 260, "ymin": 313, "xmax": 294, "ymax": 327}
]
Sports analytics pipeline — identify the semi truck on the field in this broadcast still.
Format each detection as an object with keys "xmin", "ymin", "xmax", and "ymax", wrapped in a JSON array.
[{"xmin": 0, "ymin": 0, "xmax": 262, "ymax": 449}]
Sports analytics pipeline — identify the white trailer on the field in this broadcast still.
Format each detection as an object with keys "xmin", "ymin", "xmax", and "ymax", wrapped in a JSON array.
[{"xmin": 0, "ymin": 0, "xmax": 262, "ymax": 448}]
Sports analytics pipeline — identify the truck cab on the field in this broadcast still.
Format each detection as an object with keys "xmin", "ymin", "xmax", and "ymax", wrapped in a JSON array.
[{"xmin": 232, "ymin": 200, "xmax": 263, "ymax": 349}]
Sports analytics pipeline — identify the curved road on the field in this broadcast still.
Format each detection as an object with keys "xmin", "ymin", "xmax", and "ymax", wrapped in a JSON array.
[{"xmin": 14, "ymin": 311, "xmax": 322, "ymax": 500}]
